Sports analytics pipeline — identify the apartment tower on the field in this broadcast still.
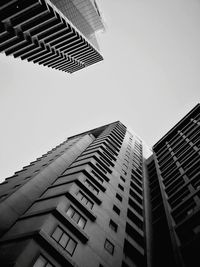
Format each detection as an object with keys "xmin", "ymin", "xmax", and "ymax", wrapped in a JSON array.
[
  {"xmin": 147, "ymin": 103, "xmax": 200, "ymax": 267},
  {"xmin": 0, "ymin": 0, "xmax": 104, "ymax": 73},
  {"xmin": 0, "ymin": 121, "xmax": 149, "ymax": 267},
  {"xmin": 0, "ymin": 104, "xmax": 200, "ymax": 267}
]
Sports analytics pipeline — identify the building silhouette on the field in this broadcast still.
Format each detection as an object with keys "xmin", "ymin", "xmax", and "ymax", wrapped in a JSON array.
[
  {"xmin": 0, "ymin": 0, "xmax": 104, "ymax": 73},
  {"xmin": 0, "ymin": 104, "xmax": 199, "ymax": 267}
]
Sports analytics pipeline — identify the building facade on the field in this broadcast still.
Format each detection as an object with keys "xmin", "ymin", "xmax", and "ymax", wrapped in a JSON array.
[
  {"xmin": 147, "ymin": 103, "xmax": 200, "ymax": 267},
  {"xmin": 0, "ymin": 0, "xmax": 104, "ymax": 73},
  {"xmin": 0, "ymin": 104, "xmax": 199, "ymax": 267},
  {"xmin": 0, "ymin": 121, "xmax": 150, "ymax": 267}
]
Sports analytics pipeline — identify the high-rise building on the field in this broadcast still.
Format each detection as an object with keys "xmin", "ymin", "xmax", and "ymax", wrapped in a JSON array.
[
  {"xmin": 0, "ymin": 121, "xmax": 150, "ymax": 267},
  {"xmin": 0, "ymin": 0, "xmax": 104, "ymax": 73},
  {"xmin": 147, "ymin": 103, "xmax": 200, "ymax": 267},
  {"xmin": 0, "ymin": 104, "xmax": 199, "ymax": 267}
]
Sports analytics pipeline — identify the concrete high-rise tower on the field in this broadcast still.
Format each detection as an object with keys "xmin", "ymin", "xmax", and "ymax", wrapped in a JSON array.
[
  {"xmin": 146, "ymin": 104, "xmax": 200, "ymax": 267},
  {"xmin": 0, "ymin": 121, "xmax": 150, "ymax": 267},
  {"xmin": 0, "ymin": 0, "xmax": 105, "ymax": 73},
  {"xmin": 0, "ymin": 104, "xmax": 200, "ymax": 267}
]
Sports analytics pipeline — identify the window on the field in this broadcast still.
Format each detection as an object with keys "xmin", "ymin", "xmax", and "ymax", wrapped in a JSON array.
[
  {"xmin": 91, "ymin": 170, "xmax": 104, "ymax": 184},
  {"xmin": 109, "ymin": 219, "xmax": 118, "ymax": 232},
  {"xmin": 104, "ymin": 239, "xmax": 114, "ymax": 255},
  {"xmin": 120, "ymin": 176, "xmax": 125, "ymax": 182},
  {"xmin": 122, "ymin": 170, "xmax": 127, "ymax": 175},
  {"xmin": 113, "ymin": 205, "xmax": 120, "ymax": 215},
  {"xmin": 124, "ymin": 158, "xmax": 129, "ymax": 164},
  {"xmin": 51, "ymin": 226, "xmax": 77, "ymax": 255},
  {"xmin": 125, "ymin": 154, "xmax": 130, "ymax": 159},
  {"xmin": 85, "ymin": 180, "xmax": 99, "ymax": 195},
  {"xmin": 116, "ymin": 193, "xmax": 122, "ymax": 202},
  {"xmin": 66, "ymin": 206, "xmax": 86, "ymax": 229},
  {"xmin": 123, "ymin": 163, "xmax": 128, "ymax": 170},
  {"xmin": 76, "ymin": 191, "xmax": 94, "ymax": 209},
  {"xmin": 118, "ymin": 184, "xmax": 124, "ymax": 191},
  {"xmin": 33, "ymin": 255, "xmax": 54, "ymax": 267},
  {"xmin": 96, "ymin": 163, "xmax": 107, "ymax": 174}
]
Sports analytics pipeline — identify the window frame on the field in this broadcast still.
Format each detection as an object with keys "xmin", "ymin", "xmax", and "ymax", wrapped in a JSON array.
[
  {"xmin": 76, "ymin": 190, "xmax": 94, "ymax": 209},
  {"xmin": 104, "ymin": 239, "xmax": 115, "ymax": 255},
  {"xmin": 51, "ymin": 226, "xmax": 77, "ymax": 256},
  {"xmin": 109, "ymin": 219, "xmax": 118, "ymax": 232},
  {"xmin": 66, "ymin": 205, "xmax": 87, "ymax": 229},
  {"xmin": 32, "ymin": 255, "xmax": 54, "ymax": 267}
]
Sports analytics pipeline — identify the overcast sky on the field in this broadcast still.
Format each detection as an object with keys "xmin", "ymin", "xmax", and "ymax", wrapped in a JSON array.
[{"xmin": 0, "ymin": 0, "xmax": 200, "ymax": 181}]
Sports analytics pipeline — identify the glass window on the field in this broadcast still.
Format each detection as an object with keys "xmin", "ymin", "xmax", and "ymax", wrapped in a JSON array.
[
  {"xmin": 118, "ymin": 184, "xmax": 124, "ymax": 191},
  {"xmin": 51, "ymin": 227, "xmax": 62, "ymax": 241},
  {"xmin": 66, "ymin": 207, "xmax": 74, "ymax": 217},
  {"xmin": 33, "ymin": 255, "xmax": 54, "ymax": 267},
  {"xmin": 59, "ymin": 233, "xmax": 69, "ymax": 247},
  {"xmin": 104, "ymin": 239, "xmax": 114, "ymax": 255},
  {"xmin": 78, "ymin": 217, "xmax": 86, "ymax": 228},
  {"xmin": 109, "ymin": 219, "xmax": 118, "ymax": 232},
  {"xmin": 33, "ymin": 256, "xmax": 46, "ymax": 267},
  {"xmin": 66, "ymin": 206, "xmax": 86, "ymax": 229},
  {"xmin": 76, "ymin": 191, "xmax": 93, "ymax": 209},
  {"xmin": 51, "ymin": 226, "xmax": 77, "ymax": 256},
  {"xmin": 120, "ymin": 176, "xmax": 125, "ymax": 182},
  {"xmin": 122, "ymin": 170, "xmax": 127, "ymax": 175},
  {"xmin": 91, "ymin": 170, "xmax": 104, "ymax": 183},
  {"xmin": 85, "ymin": 180, "xmax": 99, "ymax": 195},
  {"xmin": 86, "ymin": 201, "xmax": 93, "ymax": 209},
  {"xmin": 113, "ymin": 205, "xmax": 120, "ymax": 215},
  {"xmin": 72, "ymin": 212, "xmax": 80, "ymax": 223},
  {"xmin": 116, "ymin": 193, "xmax": 122, "ymax": 202},
  {"xmin": 66, "ymin": 239, "xmax": 77, "ymax": 255}
]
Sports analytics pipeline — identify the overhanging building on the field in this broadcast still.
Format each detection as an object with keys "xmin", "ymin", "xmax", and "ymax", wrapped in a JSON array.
[
  {"xmin": 0, "ymin": 0, "xmax": 104, "ymax": 73},
  {"xmin": 0, "ymin": 104, "xmax": 199, "ymax": 267}
]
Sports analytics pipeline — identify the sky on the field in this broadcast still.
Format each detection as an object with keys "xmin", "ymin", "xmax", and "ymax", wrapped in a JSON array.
[{"xmin": 0, "ymin": 0, "xmax": 200, "ymax": 181}]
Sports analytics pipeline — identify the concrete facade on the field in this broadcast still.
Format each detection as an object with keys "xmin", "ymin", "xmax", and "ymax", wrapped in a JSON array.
[
  {"xmin": 148, "ymin": 104, "xmax": 200, "ymax": 267},
  {"xmin": 0, "ymin": 104, "xmax": 200, "ymax": 267},
  {"xmin": 0, "ymin": 121, "xmax": 149, "ymax": 267}
]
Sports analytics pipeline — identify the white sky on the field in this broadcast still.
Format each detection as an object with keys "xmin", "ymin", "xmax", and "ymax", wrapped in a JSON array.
[{"xmin": 0, "ymin": 0, "xmax": 200, "ymax": 181}]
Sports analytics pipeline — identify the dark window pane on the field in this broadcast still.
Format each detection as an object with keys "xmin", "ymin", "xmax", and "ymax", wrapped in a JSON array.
[
  {"xmin": 109, "ymin": 219, "xmax": 118, "ymax": 232},
  {"xmin": 113, "ymin": 205, "xmax": 120, "ymax": 215}
]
